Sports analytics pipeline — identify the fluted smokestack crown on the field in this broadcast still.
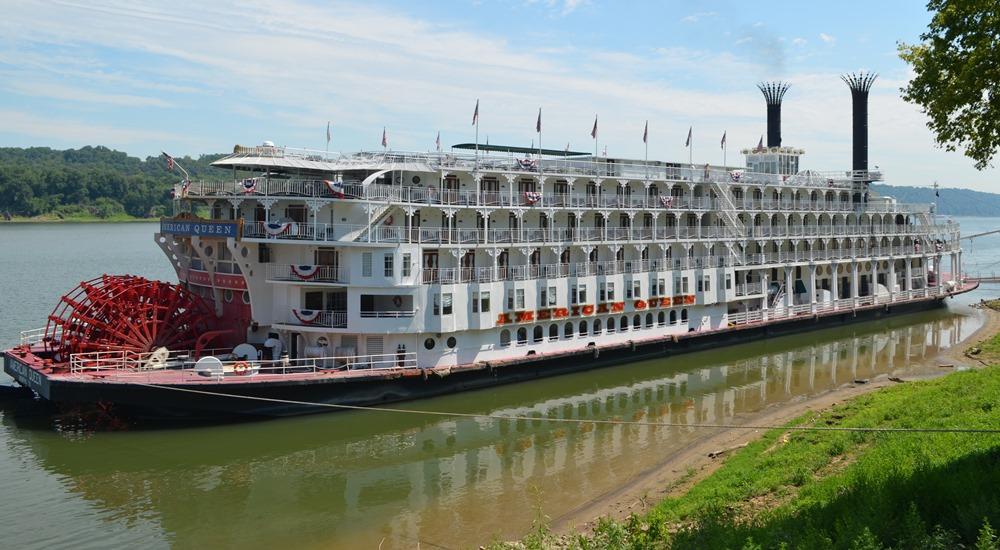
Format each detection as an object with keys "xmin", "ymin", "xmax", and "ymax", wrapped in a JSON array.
[
  {"xmin": 841, "ymin": 72, "xmax": 877, "ymax": 174},
  {"xmin": 758, "ymin": 81, "xmax": 790, "ymax": 148}
]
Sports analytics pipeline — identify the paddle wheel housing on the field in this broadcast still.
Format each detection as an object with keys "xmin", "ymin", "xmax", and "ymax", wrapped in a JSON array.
[{"xmin": 44, "ymin": 275, "xmax": 224, "ymax": 364}]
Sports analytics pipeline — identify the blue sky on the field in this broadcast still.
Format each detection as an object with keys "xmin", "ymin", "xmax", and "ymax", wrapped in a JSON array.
[{"xmin": 2, "ymin": 0, "xmax": 997, "ymax": 191}]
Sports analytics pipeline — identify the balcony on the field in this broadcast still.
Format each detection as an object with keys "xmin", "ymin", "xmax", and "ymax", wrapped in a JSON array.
[
  {"xmin": 267, "ymin": 264, "xmax": 349, "ymax": 284},
  {"xmin": 288, "ymin": 309, "xmax": 347, "ymax": 328}
]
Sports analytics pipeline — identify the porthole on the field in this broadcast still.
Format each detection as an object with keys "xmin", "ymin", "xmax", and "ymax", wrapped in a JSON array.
[
  {"xmin": 241, "ymin": 247, "xmax": 249, "ymax": 258},
  {"xmin": 412, "ymin": 175, "xmax": 421, "ymax": 184},
  {"xmin": 204, "ymin": 246, "xmax": 213, "ymax": 257},
  {"xmin": 446, "ymin": 336, "xmax": 457, "ymax": 348},
  {"xmin": 424, "ymin": 338, "xmax": 436, "ymax": 350},
  {"xmin": 224, "ymin": 289, "xmax": 234, "ymax": 303},
  {"xmin": 241, "ymin": 291, "xmax": 251, "ymax": 305}
]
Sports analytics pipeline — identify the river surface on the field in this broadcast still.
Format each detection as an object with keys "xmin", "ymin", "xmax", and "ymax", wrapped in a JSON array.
[{"xmin": 1, "ymin": 218, "xmax": 999, "ymax": 549}]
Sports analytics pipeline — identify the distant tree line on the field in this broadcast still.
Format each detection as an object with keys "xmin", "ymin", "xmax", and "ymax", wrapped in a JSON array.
[
  {"xmin": 0, "ymin": 146, "xmax": 226, "ymax": 219},
  {"xmin": 0, "ymin": 146, "xmax": 997, "ymax": 219},
  {"xmin": 871, "ymin": 183, "xmax": 1000, "ymax": 217}
]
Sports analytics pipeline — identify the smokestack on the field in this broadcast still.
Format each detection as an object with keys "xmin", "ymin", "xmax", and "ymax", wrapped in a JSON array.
[
  {"xmin": 757, "ymin": 81, "xmax": 790, "ymax": 148},
  {"xmin": 841, "ymin": 72, "xmax": 878, "ymax": 174}
]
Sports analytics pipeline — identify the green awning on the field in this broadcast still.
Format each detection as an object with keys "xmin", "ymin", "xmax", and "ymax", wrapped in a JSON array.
[{"xmin": 451, "ymin": 143, "xmax": 591, "ymax": 157}]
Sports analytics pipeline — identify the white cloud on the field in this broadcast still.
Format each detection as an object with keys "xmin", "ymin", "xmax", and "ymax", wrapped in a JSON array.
[
  {"xmin": 791, "ymin": 37, "xmax": 807, "ymax": 47},
  {"xmin": 0, "ymin": 0, "xmax": 996, "ymax": 190},
  {"xmin": 681, "ymin": 11, "xmax": 717, "ymax": 23},
  {"xmin": 819, "ymin": 32, "xmax": 836, "ymax": 44}
]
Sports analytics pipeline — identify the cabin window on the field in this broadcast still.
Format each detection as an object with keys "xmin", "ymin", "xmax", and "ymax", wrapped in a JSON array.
[
  {"xmin": 362, "ymin": 253, "xmax": 372, "ymax": 277},
  {"xmin": 500, "ymin": 329, "xmax": 511, "ymax": 347},
  {"xmin": 402, "ymin": 253, "xmax": 411, "ymax": 277},
  {"xmin": 480, "ymin": 291, "xmax": 490, "ymax": 312},
  {"xmin": 383, "ymin": 254, "xmax": 394, "ymax": 277}
]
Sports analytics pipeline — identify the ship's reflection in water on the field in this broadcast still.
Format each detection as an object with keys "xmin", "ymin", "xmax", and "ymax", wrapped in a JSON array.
[{"xmin": 1, "ymin": 307, "xmax": 980, "ymax": 549}]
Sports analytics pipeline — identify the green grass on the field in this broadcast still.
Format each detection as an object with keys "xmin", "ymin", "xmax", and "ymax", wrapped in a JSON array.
[{"xmin": 491, "ymin": 334, "xmax": 1000, "ymax": 549}]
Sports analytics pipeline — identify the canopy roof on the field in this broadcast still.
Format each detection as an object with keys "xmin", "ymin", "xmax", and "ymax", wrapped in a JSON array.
[{"xmin": 451, "ymin": 143, "xmax": 591, "ymax": 156}]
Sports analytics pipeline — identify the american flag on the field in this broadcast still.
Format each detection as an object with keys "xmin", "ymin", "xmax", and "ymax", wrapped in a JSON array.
[
  {"xmin": 721, "ymin": 131, "xmax": 726, "ymax": 149},
  {"xmin": 685, "ymin": 127, "xmax": 692, "ymax": 147},
  {"xmin": 756, "ymin": 135, "xmax": 764, "ymax": 151},
  {"xmin": 381, "ymin": 127, "xmax": 388, "ymax": 148},
  {"xmin": 591, "ymin": 115, "xmax": 598, "ymax": 139},
  {"xmin": 163, "ymin": 152, "xmax": 174, "ymax": 171},
  {"xmin": 326, "ymin": 121, "xmax": 331, "ymax": 144},
  {"xmin": 536, "ymin": 108, "xmax": 541, "ymax": 133},
  {"xmin": 643, "ymin": 121, "xmax": 648, "ymax": 144},
  {"xmin": 472, "ymin": 99, "xmax": 479, "ymax": 126},
  {"xmin": 435, "ymin": 131, "xmax": 441, "ymax": 152}
]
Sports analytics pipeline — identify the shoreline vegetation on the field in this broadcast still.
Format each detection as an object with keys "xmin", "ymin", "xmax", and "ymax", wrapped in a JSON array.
[
  {"xmin": 490, "ymin": 304, "xmax": 1000, "ymax": 550},
  {"xmin": 2, "ymin": 146, "xmax": 1000, "ymax": 221}
]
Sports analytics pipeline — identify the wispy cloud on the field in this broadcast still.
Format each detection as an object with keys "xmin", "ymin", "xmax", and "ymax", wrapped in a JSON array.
[
  {"xmin": 819, "ymin": 32, "xmax": 836, "ymax": 44},
  {"xmin": 681, "ymin": 11, "xmax": 717, "ymax": 23}
]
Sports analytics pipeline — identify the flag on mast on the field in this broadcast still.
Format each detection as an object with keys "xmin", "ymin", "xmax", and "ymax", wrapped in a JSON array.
[
  {"xmin": 756, "ymin": 135, "xmax": 764, "ymax": 151},
  {"xmin": 565, "ymin": 142, "xmax": 570, "ymax": 152},
  {"xmin": 381, "ymin": 127, "xmax": 388, "ymax": 148},
  {"xmin": 643, "ymin": 120, "xmax": 648, "ymax": 144},
  {"xmin": 326, "ymin": 121, "xmax": 331, "ymax": 145},
  {"xmin": 472, "ymin": 99, "xmax": 479, "ymax": 126},
  {"xmin": 436, "ymin": 131, "xmax": 441, "ymax": 152},
  {"xmin": 164, "ymin": 153, "xmax": 174, "ymax": 171},
  {"xmin": 591, "ymin": 115, "xmax": 598, "ymax": 139},
  {"xmin": 685, "ymin": 126, "xmax": 692, "ymax": 147},
  {"xmin": 536, "ymin": 108, "xmax": 542, "ymax": 133},
  {"xmin": 720, "ymin": 131, "xmax": 726, "ymax": 149}
]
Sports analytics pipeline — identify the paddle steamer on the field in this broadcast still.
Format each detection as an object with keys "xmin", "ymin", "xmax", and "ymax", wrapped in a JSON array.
[{"xmin": 2, "ymin": 75, "xmax": 976, "ymax": 417}]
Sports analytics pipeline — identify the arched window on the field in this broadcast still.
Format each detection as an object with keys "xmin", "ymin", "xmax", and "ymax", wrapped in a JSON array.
[
  {"xmin": 645, "ymin": 313, "xmax": 653, "ymax": 328},
  {"xmin": 549, "ymin": 324, "xmax": 559, "ymax": 340},
  {"xmin": 607, "ymin": 317, "xmax": 616, "ymax": 332},
  {"xmin": 500, "ymin": 329, "xmax": 511, "ymax": 347},
  {"xmin": 593, "ymin": 318, "xmax": 603, "ymax": 334},
  {"xmin": 633, "ymin": 314, "xmax": 641, "ymax": 329},
  {"xmin": 681, "ymin": 309, "xmax": 688, "ymax": 322},
  {"xmin": 517, "ymin": 327, "xmax": 527, "ymax": 345},
  {"xmin": 658, "ymin": 311, "xmax": 665, "ymax": 326},
  {"xmin": 670, "ymin": 310, "xmax": 677, "ymax": 324},
  {"xmin": 620, "ymin": 315, "xmax": 629, "ymax": 331},
  {"xmin": 564, "ymin": 322, "xmax": 574, "ymax": 338},
  {"xmin": 578, "ymin": 320, "xmax": 587, "ymax": 336},
  {"xmin": 533, "ymin": 325, "xmax": 543, "ymax": 343}
]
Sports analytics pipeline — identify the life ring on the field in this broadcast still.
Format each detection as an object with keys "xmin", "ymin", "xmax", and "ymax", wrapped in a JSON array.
[
  {"xmin": 384, "ymin": 215, "xmax": 394, "ymax": 226},
  {"xmin": 392, "ymin": 295, "xmax": 403, "ymax": 308},
  {"xmin": 233, "ymin": 361, "xmax": 250, "ymax": 376}
]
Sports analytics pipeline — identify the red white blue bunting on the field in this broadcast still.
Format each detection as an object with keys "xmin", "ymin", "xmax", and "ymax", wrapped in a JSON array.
[
  {"xmin": 659, "ymin": 195, "xmax": 674, "ymax": 208},
  {"xmin": 524, "ymin": 191, "xmax": 542, "ymax": 205},
  {"xmin": 264, "ymin": 222, "xmax": 294, "ymax": 236},
  {"xmin": 517, "ymin": 158, "xmax": 538, "ymax": 171},
  {"xmin": 292, "ymin": 309, "xmax": 322, "ymax": 324},
  {"xmin": 324, "ymin": 179, "xmax": 345, "ymax": 198},
  {"xmin": 241, "ymin": 178, "xmax": 258, "ymax": 194},
  {"xmin": 729, "ymin": 170, "xmax": 744, "ymax": 182},
  {"xmin": 291, "ymin": 264, "xmax": 320, "ymax": 280}
]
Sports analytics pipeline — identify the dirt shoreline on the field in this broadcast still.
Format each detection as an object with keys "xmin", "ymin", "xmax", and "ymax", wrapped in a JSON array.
[{"xmin": 552, "ymin": 305, "xmax": 1000, "ymax": 535}]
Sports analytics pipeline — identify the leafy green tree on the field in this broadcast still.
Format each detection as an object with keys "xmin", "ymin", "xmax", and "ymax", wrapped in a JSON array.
[{"xmin": 899, "ymin": 1, "xmax": 1000, "ymax": 170}]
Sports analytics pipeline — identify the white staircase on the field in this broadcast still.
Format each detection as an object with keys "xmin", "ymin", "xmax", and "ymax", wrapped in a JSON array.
[{"xmin": 709, "ymin": 179, "xmax": 746, "ymax": 238}]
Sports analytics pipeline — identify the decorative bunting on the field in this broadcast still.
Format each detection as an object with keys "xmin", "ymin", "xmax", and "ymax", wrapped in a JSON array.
[
  {"xmin": 659, "ymin": 195, "xmax": 674, "ymax": 208},
  {"xmin": 293, "ymin": 309, "xmax": 322, "ymax": 324},
  {"xmin": 240, "ymin": 178, "xmax": 257, "ymax": 194},
  {"xmin": 524, "ymin": 191, "xmax": 542, "ymax": 205},
  {"xmin": 729, "ymin": 170, "xmax": 744, "ymax": 182},
  {"xmin": 323, "ymin": 179, "xmax": 345, "ymax": 198},
  {"xmin": 291, "ymin": 265, "xmax": 320, "ymax": 280},
  {"xmin": 264, "ymin": 222, "xmax": 294, "ymax": 236}
]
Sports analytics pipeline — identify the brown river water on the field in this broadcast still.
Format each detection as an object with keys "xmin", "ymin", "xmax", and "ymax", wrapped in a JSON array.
[{"xmin": 0, "ymin": 221, "xmax": 998, "ymax": 549}]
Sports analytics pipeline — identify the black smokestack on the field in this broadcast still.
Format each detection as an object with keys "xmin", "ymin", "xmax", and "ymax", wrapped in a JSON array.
[
  {"xmin": 757, "ymin": 81, "xmax": 789, "ymax": 148},
  {"xmin": 841, "ymin": 72, "xmax": 878, "ymax": 174}
]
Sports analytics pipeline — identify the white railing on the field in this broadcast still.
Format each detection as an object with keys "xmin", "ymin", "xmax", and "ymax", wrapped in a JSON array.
[
  {"xmin": 288, "ymin": 310, "xmax": 348, "ymax": 328},
  {"xmin": 267, "ymin": 264, "xmax": 349, "ymax": 284},
  {"xmin": 735, "ymin": 282, "xmax": 764, "ymax": 296},
  {"xmin": 359, "ymin": 310, "xmax": 416, "ymax": 318},
  {"xmin": 19, "ymin": 327, "xmax": 49, "ymax": 346},
  {"xmin": 728, "ymin": 282, "xmax": 958, "ymax": 327},
  {"xmin": 69, "ymin": 349, "xmax": 419, "ymax": 379}
]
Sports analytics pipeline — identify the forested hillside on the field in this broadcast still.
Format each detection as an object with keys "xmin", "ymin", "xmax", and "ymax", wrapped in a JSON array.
[
  {"xmin": 872, "ymin": 183, "xmax": 999, "ymax": 217},
  {"xmin": 0, "ymin": 146, "xmax": 226, "ymax": 219},
  {"xmin": 0, "ymin": 146, "xmax": 997, "ymax": 219}
]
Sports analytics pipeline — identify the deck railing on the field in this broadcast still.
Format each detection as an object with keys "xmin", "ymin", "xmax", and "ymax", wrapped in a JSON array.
[
  {"xmin": 266, "ymin": 264, "xmax": 349, "ymax": 284},
  {"xmin": 68, "ymin": 349, "xmax": 419, "ymax": 379}
]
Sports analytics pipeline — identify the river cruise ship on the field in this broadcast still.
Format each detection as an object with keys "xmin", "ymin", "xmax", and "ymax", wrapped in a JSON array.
[{"xmin": 2, "ymin": 76, "xmax": 977, "ymax": 417}]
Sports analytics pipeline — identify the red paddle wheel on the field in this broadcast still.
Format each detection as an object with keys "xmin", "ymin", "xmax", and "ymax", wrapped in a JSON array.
[{"xmin": 45, "ymin": 275, "xmax": 221, "ymax": 364}]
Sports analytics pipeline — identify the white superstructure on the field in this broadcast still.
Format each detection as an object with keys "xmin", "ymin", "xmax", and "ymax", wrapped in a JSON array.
[{"xmin": 159, "ymin": 140, "xmax": 962, "ymax": 370}]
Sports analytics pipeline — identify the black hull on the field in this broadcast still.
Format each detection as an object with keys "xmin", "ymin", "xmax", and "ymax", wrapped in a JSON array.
[{"xmin": 3, "ymin": 297, "xmax": 953, "ymax": 419}]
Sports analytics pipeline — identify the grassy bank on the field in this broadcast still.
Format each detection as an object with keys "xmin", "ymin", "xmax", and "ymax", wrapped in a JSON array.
[{"xmin": 495, "ymin": 342, "xmax": 1000, "ymax": 548}]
